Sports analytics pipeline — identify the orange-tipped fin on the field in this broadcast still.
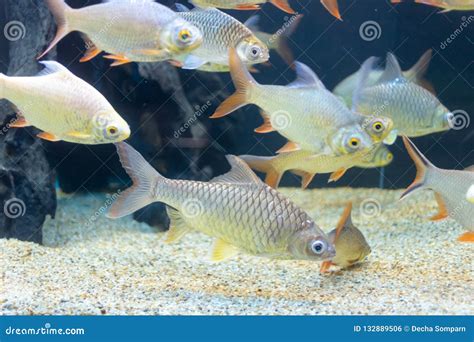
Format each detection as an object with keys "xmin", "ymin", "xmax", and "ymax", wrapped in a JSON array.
[
  {"xmin": 430, "ymin": 193, "xmax": 449, "ymax": 221},
  {"xmin": 254, "ymin": 110, "xmax": 275, "ymax": 133},
  {"xmin": 328, "ymin": 168, "xmax": 347, "ymax": 183},
  {"xmin": 235, "ymin": 4, "xmax": 260, "ymax": 10},
  {"xmin": 270, "ymin": 0, "xmax": 295, "ymax": 14},
  {"xmin": 210, "ymin": 48, "xmax": 256, "ymax": 119},
  {"xmin": 277, "ymin": 141, "xmax": 301, "ymax": 154},
  {"xmin": 320, "ymin": 260, "xmax": 333, "ymax": 273},
  {"xmin": 400, "ymin": 136, "xmax": 434, "ymax": 200},
  {"xmin": 457, "ymin": 232, "xmax": 474, "ymax": 243},
  {"xmin": 321, "ymin": 0, "xmax": 342, "ymax": 20},
  {"xmin": 80, "ymin": 45, "xmax": 102, "ymax": 63},
  {"xmin": 10, "ymin": 117, "xmax": 30, "ymax": 128},
  {"xmin": 334, "ymin": 202, "xmax": 353, "ymax": 242},
  {"xmin": 37, "ymin": 132, "xmax": 60, "ymax": 142}
]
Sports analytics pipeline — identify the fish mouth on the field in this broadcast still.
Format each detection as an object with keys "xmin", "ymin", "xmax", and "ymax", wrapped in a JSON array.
[{"xmin": 383, "ymin": 129, "xmax": 398, "ymax": 145}]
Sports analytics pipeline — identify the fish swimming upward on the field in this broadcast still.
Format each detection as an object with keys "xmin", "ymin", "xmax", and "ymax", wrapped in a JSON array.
[
  {"xmin": 391, "ymin": 0, "xmax": 474, "ymax": 11},
  {"xmin": 172, "ymin": 5, "xmax": 269, "ymax": 71},
  {"xmin": 211, "ymin": 48, "xmax": 394, "ymax": 157},
  {"xmin": 40, "ymin": 0, "xmax": 203, "ymax": 66},
  {"xmin": 333, "ymin": 50, "xmax": 434, "ymax": 107},
  {"xmin": 244, "ymin": 14, "xmax": 303, "ymax": 67},
  {"xmin": 107, "ymin": 143, "xmax": 336, "ymax": 261},
  {"xmin": 189, "ymin": 0, "xmax": 295, "ymax": 14},
  {"xmin": 353, "ymin": 54, "xmax": 452, "ymax": 138},
  {"xmin": 320, "ymin": 203, "xmax": 372, "ymax": 273},
  {"xmin": 0, "ymin": 61, "xmax": 130, "ymax": 144},
  {"xmin": 241, "ymin": 144, "xmax": 393, "ymax": 188},
  {"xmin": 401, "ymin": 137, "xmax": 474, "ymax": 242}
]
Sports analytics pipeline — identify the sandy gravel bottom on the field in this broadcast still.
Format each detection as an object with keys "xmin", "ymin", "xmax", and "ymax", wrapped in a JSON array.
[{"xmin": 1, "ymin": 188, "xmax": 472, "ymax": 315}]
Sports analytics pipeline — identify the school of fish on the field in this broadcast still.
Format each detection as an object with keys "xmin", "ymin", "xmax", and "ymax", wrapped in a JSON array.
[{"xmin": 1, "ymin": 0, "xmax": 472, "ymax": 278}]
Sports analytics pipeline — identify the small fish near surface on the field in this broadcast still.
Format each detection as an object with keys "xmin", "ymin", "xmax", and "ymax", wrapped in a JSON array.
[
  {"xmin": 353, "ymin": 53, "xmax": 453, "ymax": 138},
  {"xmin": 0, "ymin": 61, "xmax": 130, "ymax": 144},
  {"xmin": 320, "ymin": 202, "xmax": 372, "ymax": 273},
  {"xmin": 211, "ymin": 48, "xmax": 394, "ymax": 157},
  {"xmin": 189, "ymin": 0, "xmax": 296, "ymax": 14},
  {"xmin": 40, "ymin": 0, "xmax": 203, "ymax": 66},
  {"xmin": 241, "ymin": 144, "xmax": 393, "ymax": 189},
  {"xmin": 401, "ymin": 137, "xmax": 474, "ymax": 242},
  {"xmin": 172, "ymin": 5, "xmax": 269, "ymax": 72},
  {"xmin": 333, "ymin": 50, "xmax": 434, "ymax": 107},
  {"xmin": 244, "ymin": 14, "xmax": 303, "ymax": 67},
  {"xmin": 391, "ymin": 0, "xmax": 474, "ymax": 11},
  {"xmin": 107, "ymin": 143, "xmax": 336, "ymax": 262}
]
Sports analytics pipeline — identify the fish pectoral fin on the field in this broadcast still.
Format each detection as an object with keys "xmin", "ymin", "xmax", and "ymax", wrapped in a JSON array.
[
  {"xmin": 320, "ymin": 260, "xmax": 333, "ymax": 274},
  {"xmin": 292, "ymin": 170, "xmax": 316, "ymax": 189},
  {"xmin": 210, "ymin": 239, "xmax": 239, "ymax": 262},
  {"xmin": 430, "ymin": 193, "xmax": 449, "ymax": 221},
  {"xmin": 65, "ymin": 131, "xmax": 92, "ymax": 140},
  {"xmin": 168, "ymin": 60, "xmax": 184, "ymax": 68},
  {"xmin": 80, "ymin": 44, "xmax": 102, "ymax": 63},
  {"xmin": 37, "ymin": 132, "xmax": 61, "ymax": 142},
  {"xmin": 103, "ymin": 54, "xmax": 132, "ymax": 67},
  {"xmin": 328, "ymin": 168, "xmax": 348, "ymax": 183},
  {"xmin": 457, "ymin": 232, "xmax": 474, "ymax": 243},
  {"xmin": 254, "ymin": 110, "xmax": 275, "ymax": 133},
  {"xmin": 276, "ymin": 141, "xmax": 301, "ymax": 154},
  {"xmin": 10, "ymin": 116, "xmax": 31, "ymax": 128},
  {"xmin": 165, "ymin": 207, "xmax": 192, "ymax": 243},
  {"xmin": 182, "ymin": 55, "xmax": 207, "ymax": 70},
  {"xmin": 235, "ymin": 4, "xmax": 261, "ymax": 10}
]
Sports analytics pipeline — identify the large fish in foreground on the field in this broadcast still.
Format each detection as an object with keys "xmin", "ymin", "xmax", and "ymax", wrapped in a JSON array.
[
  {"xmin": 401, "ymin": 137, "xmax": 474, "ymax": 242},
  {"xmin": 241, "ymin": 144, "xmax": 393, "ymax": 188},
  {"xmin": 40, "ymin": 0, "xmax": 203, "ymax": 66},
  {"xmin": 0, "ymin": 62, "xmax": 130, "ymax": 144},
  {"xmin": 391, "ymin": 0, "xmax": 474, "ymax": 11},
  {"xmin": 353, "ymin": 54, "xmax": 453, "ymax": 137},
  {"xmin": 173, "ymin": 6, "xmax": 269, "ymax": 72},
  {"xmin": 211, "ymin": 48, "xmax": 394, "ymax": 156},
  {"xmin": 108, "ymin": 143, "xmax": 336, "ymax": 261},
  {"xmin": 333, "ymin": 50, "xmax": 434, "ymax": 107},
  {"xmin": 320, "ymin": 203, "xmax": 372, "ymax": 273}
]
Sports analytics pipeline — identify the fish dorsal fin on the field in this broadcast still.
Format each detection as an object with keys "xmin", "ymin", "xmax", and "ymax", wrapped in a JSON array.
[
  {"xmin": 352, "ymin": 56, "xmax": 379, "ymax": 110},
  {"xmin": 334, "ymin": 202, "xmax": 353, "ymax": 242},
  {"xmin": 244, "ymin": 15, "xmax": 261, "ymax": 31},
  {"xmin": 165, "ymin": 207, "xmax": 192, "ymax": 243},
  {"xmin": 210, "ymin": 239, "xmax": 239, "ymax": 262},
  {"xmin": 405, "ymin": 49, "xmax": 432, "ymax": 82},
  {"xmin": 37, "ymin": 61, "xmax": 70, "ymax": 77},
  {"xmin": 287, "ymin": 62, "xmax": 325, "ymax": 89},
  {"xmin": 377, "ymin": 53, "xmax": 405, "ymax": 84},
  {"xmin": 175, "ymin": 3, "xmax": 190, "ymax": 11},
  {"xmin": 210, "ymin": 155, "xmax": 263, "ymax": 185}
]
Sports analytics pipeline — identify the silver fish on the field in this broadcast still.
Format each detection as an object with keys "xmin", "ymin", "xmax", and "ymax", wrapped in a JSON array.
[{"xmin": 108, "ymin": 143, "xmax": 336, "ymax": 261}]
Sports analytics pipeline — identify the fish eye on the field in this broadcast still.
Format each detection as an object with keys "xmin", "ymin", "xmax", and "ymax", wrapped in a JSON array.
[
  {"xmin": 250, "ymin": 46, "xmax": 261, "ymax": 58},
  {"xmin": 106, "ymin": 125, "xmax": 118, "ymax": 136},
  {"xmin": 387, "ymin": 153, "xmax": 393, "ymax": 161},
  {"xmin": 311, "ymin": 240, "xmax": 326, "ymax": 255},
  {"xmin": 349, "ymin": 137, "xmax": 360, "ymax": 148},
  {"xmin": 372, "ymin": 121, "xmax": 384, "ymax": 132},
  {"xmin": 179, "ymin": 29, "xmax": 192, "ymax": 42}
]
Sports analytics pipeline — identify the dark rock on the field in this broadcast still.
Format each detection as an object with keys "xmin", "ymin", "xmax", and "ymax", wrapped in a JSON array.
[{"xmin": 0, "ymin": 0, "xmax": 57, "ymax": 243}]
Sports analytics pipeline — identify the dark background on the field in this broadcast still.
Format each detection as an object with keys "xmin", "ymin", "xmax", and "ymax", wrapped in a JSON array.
[{"xmin": 1, "ymin": 0, "xmax": 473, "ymax": 193}]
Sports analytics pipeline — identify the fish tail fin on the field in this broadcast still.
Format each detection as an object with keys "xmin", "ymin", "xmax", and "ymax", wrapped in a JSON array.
[
  {"xmin": 239, "ymin": 155, "xmax": 282, "ymax": 188},
  {"xmin": 38, "ymin": 0, "xmax": 74, "ymax": 59},
  {"xmin": 107, "ymin": 142, "xmax": 164, "ymax": 219},
  {"xmin": 210, "ymin": 48, "xmax": 257, "ymax": 119},
  {"xmin": 400, "ymin": 136, "xmax": 435, "ymax": 200},
  {"xmin": 275, "ymin": 14, "xmax": 303, "ymax": 67},
  {"xmin": 270, "ymin": 0, "xmax": 295, "ymax": 14},
  {"xmin": 321, "ymin": 0, "xmax": 342, "ymax": 20}
]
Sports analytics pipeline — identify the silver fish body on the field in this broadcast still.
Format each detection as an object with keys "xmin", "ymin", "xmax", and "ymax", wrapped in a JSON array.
[{"xmin": 108, "ymin": 143, "xmax": 335, "ymax": 261}]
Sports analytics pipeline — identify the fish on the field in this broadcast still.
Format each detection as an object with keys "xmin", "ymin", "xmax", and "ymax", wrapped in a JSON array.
[
  {"xmin": 333, "ymin": 50, "xmax": 434, "ymax": 107},
  {"xmin": 401, "ymin": 137, "xmax": 474, "ymax": 242},
  {"xmin": 173, "ymin": 5, "xmax": 269, "ymax": 72},
  {"xmin": 40, "ymin": 0, "xmax": 203, "ymax": 66},
  {"xmin": 467, "ymin": 184, "xmax": 474, "ymax": 204},
  {"xmin": 0, "ymin": 61, "xmax": 130, "ymax": 144},
  {"xmin": 244, "ymin": 14, "xmax": 303, "ymax": 67},
  {"xmin": 391, "ymin": 0, "xmax": 474, "ymax": 11},
  {"xmin": 320, "ymin": 202, "xmax": 372, "ymax": 273},
  {"xmin": 211, "ymin": 48, "xmax": 394, "ymax": 157},
  {"xmin": 353, "ymin": 53, "xmax": 453, "ymax": 138},
  {"xmin": 107, "ymin": 142, "xmax": 336, "ymax": 261},
  {"xmin": 241, "ymin": 144, "xmax": 393, "ymax": 188},
  {"xmin": 189, "ymin": 0, "xmax": 295, "ymax": 14}
]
